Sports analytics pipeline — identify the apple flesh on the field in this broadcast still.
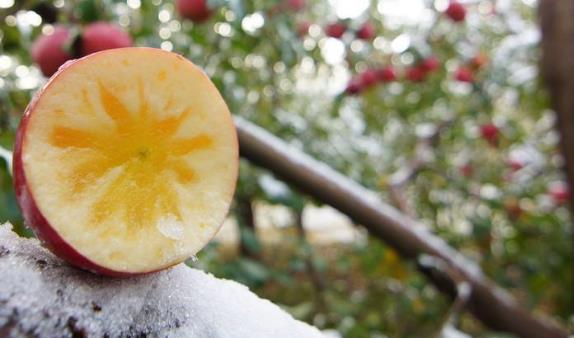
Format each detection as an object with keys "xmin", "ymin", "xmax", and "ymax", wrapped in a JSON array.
[{"xmin": 13, "ymin": 47, "xmax": 238, "ymax": 276}]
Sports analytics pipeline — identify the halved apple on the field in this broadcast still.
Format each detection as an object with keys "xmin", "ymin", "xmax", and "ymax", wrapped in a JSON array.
[{"xmin": 13, "ymin": 47, "xmax": 238, "ymax": 276}]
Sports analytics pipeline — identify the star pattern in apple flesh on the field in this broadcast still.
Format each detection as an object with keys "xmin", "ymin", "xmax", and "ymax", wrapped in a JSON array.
[{"xmin": 48, "ymin": 80, "xmax": 213, "ymax": 232}]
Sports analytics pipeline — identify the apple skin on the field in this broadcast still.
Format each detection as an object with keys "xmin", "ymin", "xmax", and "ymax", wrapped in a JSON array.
[
  {"xmin": 31, "ymin": 26, "xmax": 73, "ymax": 77},
  {"xmin": 325, "ymin": 23, "xmax": 346, "ymax": 39},
  {"xmin": 420, "ymin": 56, "xmax": 440, "ymax": 73},
  {"xmin": 406, "ymin": 66, "xmax": 426, "ymax": 82},
  {"xmin": 356, "ymin": 22, "xmax": 375, "ymax": 40},
  {"xmin": 285, "ymin": 0, "xmax": 305, "ymax": 12},
  {"xmin": 376, "ymin": 66, "xmax": 396, "ymax": 82},
  {"xmin": 345, "ymin": 77, "xmax": 363, "ymax": 95},
  {"xmin": 13, "ymin": 48, "xmax": 239, "ymax": 277},
  {"xmin": 176, "ymin": 0, "xmax": 212, "ymax": 23},
  {"xmin": 445, "ymin": 1, "xmax": 466, "ymax": 22},
  {"xmin": 80, "ymin": 22, "xmax": 133, "ymax": 56},
  {"xmin": 455, "ymin": 66, "xmax": 474, "ymax": 83}
]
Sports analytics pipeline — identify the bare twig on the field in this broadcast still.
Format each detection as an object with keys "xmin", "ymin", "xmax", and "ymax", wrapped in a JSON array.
[
  {"xmin": 293, "ymin": 208, "xmax": 326, "ymax": 311},
  {"xmin": 388, "ymin": 119, "xmax": 453, "ymax": 218}
]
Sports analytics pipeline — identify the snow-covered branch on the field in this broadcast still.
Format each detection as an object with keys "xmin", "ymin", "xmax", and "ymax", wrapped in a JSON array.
[{"xmin": 0, "ymin": 223, "xmax": 324, "ymax": 338}]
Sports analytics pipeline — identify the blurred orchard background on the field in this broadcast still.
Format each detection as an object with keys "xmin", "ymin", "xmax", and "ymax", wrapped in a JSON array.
[{"xmin": 0, "ymin": 0, "xmax": 572, "ymax": 337}]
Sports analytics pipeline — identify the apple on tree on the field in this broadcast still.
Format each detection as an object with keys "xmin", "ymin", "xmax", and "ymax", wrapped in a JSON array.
[
  {"xmin": 176, "ymin": 0, "xmax": 213, "ymax": 23},
  {"xmin": 376, "ymin": 66, "xmax": 397, "ymax": 82},
  {"xmin": 32, "ymin": 22, "xmax": 133, "ymax": 77},
  {"xmin": 445, "ymin": 1, "xmax": 466, "ymax": 22},
  {"xmin": 345, "ymin": 77, "xmax": 364, "ymax": 95},
  {"xmin": 549, "ymin": 183, "xmax": 569, "ymax": 205},
  {"xmin": 360, "ymin": 69, "xmax": 378, "ymax": 88},
  {"xmin": 479, "ymin": 123, "xmax": 499, "ymax": 146},
  {"xmin": 356, "ymin": 22, "xmax": 375, "ymax": 40},
  {"xmin": 13, "ymin": 47, "xmax": 238, "ymax": 276},
  {"xmin": 405, "ymin": 66, "xmax": 426, "ymax": 82},
  {"xmin": 80, "ymin": 22, "xmax": 133, "ymax": 56},
  {"xmin": 31, "ymin": 26, "xmax": 73, "ymax": 77},
  {"xmin": 325, "ymin": 22, "xmax": 346, "ymax": 39},
  {"xmin": 455, "ymin": 66, "xmax": 474, "ymax": 83},
  {"xmin": 420, "ymin": 56, "xmax": 440, "ymax": 73},
  {"xmin": 285, "ymin": 0, "xmax": 305, "ymax": 12}
]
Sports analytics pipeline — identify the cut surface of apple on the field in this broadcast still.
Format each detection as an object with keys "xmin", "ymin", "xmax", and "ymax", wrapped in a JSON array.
[{"xmin": 13, "ymin": 47, "xmax": 238, "ymax": 276}]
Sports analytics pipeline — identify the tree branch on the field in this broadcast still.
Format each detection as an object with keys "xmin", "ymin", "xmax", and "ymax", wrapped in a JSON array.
[{"xmin": 235, "ymin": 116, "xmax": 567, "ymax": 338}]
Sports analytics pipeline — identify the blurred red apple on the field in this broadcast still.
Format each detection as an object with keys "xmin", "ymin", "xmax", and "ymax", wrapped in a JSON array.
[
  {"xmin": 508, "ymin": 159, "xmax": 524, "ymax": 172},
  {"xmin": 549, "ymin": 184, "xmax": 569, "ymax": 205},
  {"xmin": 420, "ymin": 56, "xmax": 440, "ymax": 73},
  {"xmin": 80, "ymin": 22, "xmax": 133, "ymax": 56},
  {"xmin": 377, "ymin": 66, "xmax": 397, "ymax": 82},
  {"xmin": 31, "ymin": 26, "xmax": 73, "ymax": 77},
  {"xmin": 13, "ymin": 48, "xmax": 238, "ymax": 276},
  {"xmin": 445, "ymin": 1, "xmax": 466, "ymax": 22},
  {"xmin": 460, "ymin": 163, "xmax": 473, "ymax": 177},
  {"xmin": 176, "ymin": 0, "xmax": 213, "ymax": 23},
  {"xmin": 345, "ymin": 77, "xmax": 364, "ymax": 95},
  {"xmin": 406, "ymin": 67, "xmax": 426, "ymax": 82},
  {"xmin": 325, "ymin": 22, "xmax": 346, "ymax": 39},
  {"xmin": 455, "ymin": 66, "xmax": 474, "ymax": 83},
  {"xmin": 360, "ymin": 69, "xmax": 378, "ymax": 88},
  {"xmin": 285, "ymin": 0, "xmax": 305, "ymax": 12},
  {"xmin": 356, "ymin": 22, "xmax": 375, "ymax": 40},
  {"xmin": 480, "ymin": 123, "xmax": 499, "ymax": 146}
]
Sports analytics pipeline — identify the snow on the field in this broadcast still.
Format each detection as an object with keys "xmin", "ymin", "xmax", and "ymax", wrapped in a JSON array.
[{"xmin": 0, "ymin": 223, "xmax": 325, "ymax": 338}]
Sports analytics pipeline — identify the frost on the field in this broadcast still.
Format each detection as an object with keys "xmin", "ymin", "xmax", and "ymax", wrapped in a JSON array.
[{"xmin": 0, "ymin": 223, "xmax": 325, "ymax": 338}]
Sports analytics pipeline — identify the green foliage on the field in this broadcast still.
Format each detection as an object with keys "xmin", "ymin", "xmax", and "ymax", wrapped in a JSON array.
[{"xmin": 0, "ymin": 0, "xmax": 572, "ymax": 336}]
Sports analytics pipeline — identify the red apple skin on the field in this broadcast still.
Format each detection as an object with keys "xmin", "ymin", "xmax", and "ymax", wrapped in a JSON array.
[
  {"xmin": 325, "ymin": 23, "xmax": 346, "ymax": 39},
  {"xmin": 377, "ymin": 66, "xmax": 396, "ymax": 82},
  {"xmin": 455, "ymin": 66, "xmax": 474, "ymax": 83},
  {"xmin": 176, "ymin": 0, "xmax": 212, "ymax": 23},
  {"xmin": 406, "ymin": 66, "xmax": 426, "ymax": 82},
  {"xmin": 445, "ymin": 1, "xmax": 466, "ymax": 22},
  {"xmin": 13, "ymin": 48, "xmax": 239, "ymax": 277},
  {"xmin": 13, "ymin": 59, "xmax": 132, "ymax": 277},
  {"xmin": 345, "ymin": 78, "xmax": 364, "ymax": 95},
  {"xmin": 285, "ymin": 0, "xmax": 305, "ymax": 12},
  {"xmin": 480, "ymin": 123, "xmax": 499, "ymax": 146},
  {"xmin": 460, "ymin": 163, "xmax": 473, "ymax": 177},
  {"xmin": 80, "ymin": 22, "xmax": 133, "ymax": 56},
  {"xmin": 356, "ymin": 22, "xmax": 375, "ymax": 40},
  {"xmin": 360, "ymin": 69, "xmax": 378, "ymax": 88},
  {"xmin": 31, "ymin": 26, "xmax": 73, "ymax": 77},
  {"xmin": 549, "ymin": 184, "xmax": 569, "ymax": 205},
  {"xmin": 420, "ymin": 56, "xmax": 440, "ymax": 73}
]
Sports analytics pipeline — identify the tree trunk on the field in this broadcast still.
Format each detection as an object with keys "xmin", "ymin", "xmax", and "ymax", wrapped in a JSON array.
[{"xmin": 539, "ymin": 0, "xmax": 574, "ymax": 310}]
